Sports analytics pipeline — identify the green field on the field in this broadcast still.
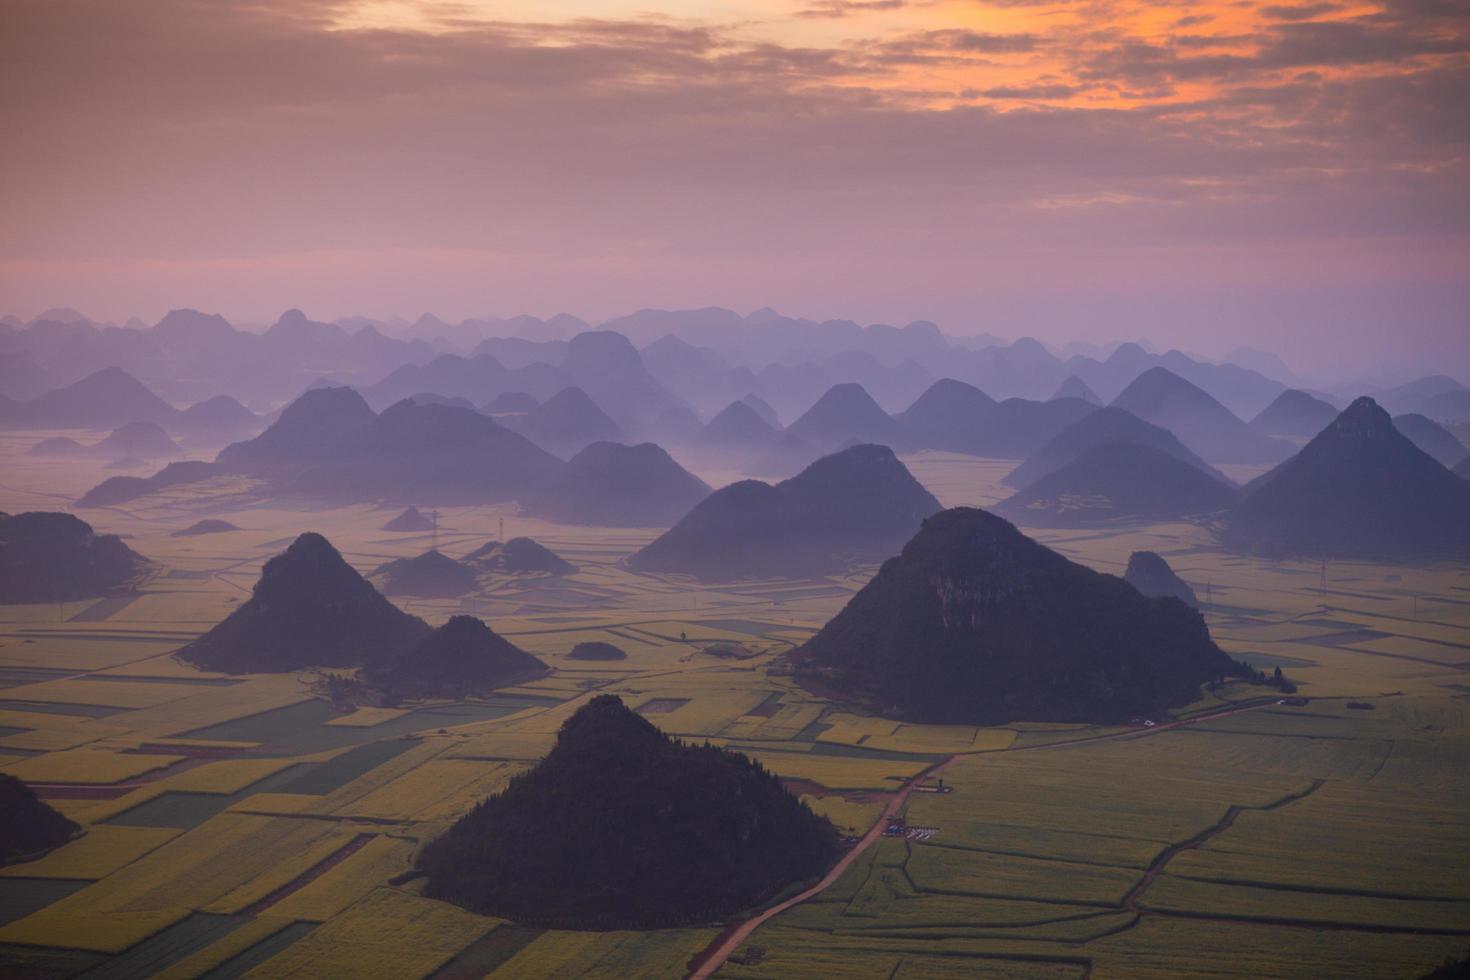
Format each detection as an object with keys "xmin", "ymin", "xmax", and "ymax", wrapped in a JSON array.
[{"xmin": 1, "ymin": 442, "xmax": 1467, "ymax": 977}]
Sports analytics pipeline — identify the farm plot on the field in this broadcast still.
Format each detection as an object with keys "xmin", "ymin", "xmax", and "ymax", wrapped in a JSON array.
[{"xmin": 242, "ymin": 888, "xmax": 497, "ymax": 977}]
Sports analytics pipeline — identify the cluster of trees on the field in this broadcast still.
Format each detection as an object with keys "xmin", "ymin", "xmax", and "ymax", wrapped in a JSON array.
[{"xmin": 417, "ymin": 695, "xmax": 837, "ymax": 929}]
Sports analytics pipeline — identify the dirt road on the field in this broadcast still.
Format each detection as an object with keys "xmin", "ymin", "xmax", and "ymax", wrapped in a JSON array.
[{"xmin": 685, "ymin": 695, "xmax": 1285, "ymax": 979}]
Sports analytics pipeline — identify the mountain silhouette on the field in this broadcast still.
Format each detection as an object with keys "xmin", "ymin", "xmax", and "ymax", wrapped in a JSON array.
[
  {"xmin": 896, "ymin": 379, "xmax": 996, "ymax": 453},
  {"xmin": 1051, "ymin": 375, "xmax": 1102, "ymax": 405},
  {"xmin": 741, "ymin": 393, "xmax": 780, "ymax": 427},
  {"xmin": 787, "ymin": 383, "xmax": 909, "ymax": 452},
  {"xmin": 91, "ymin": 421, "xmax": 181, "ymax": 459},
  {"xmin": 1003, "ymin": 406, "xmax": 1228, "ymax": 489},
  {"xmin": 464, "ymin": 537, "xmax": 576, "ymax": 575},
  {"xmin": 1111, "ymin": 367, "xmax": 1292, "ymax": 464},
  {"xmin": 285, "ymin": 400, "xmax": 563, "ymax": 505},
  {"xmin": 0, "ymin": 512, "xmax": 147, "ymax": 603},
  {"xmin": 1223, "ymin": 397, "xmax": 1470, "ymax": 557},
  {"xmin": 177, "ymin": 395, "xmax": 261, "ymax": 442},
  {"xmin": 902, "ymin": 391, "xmax": 1096, "ymax": 458},
  {"xmin": 362, "ymin": 615, "xmax": 547, "ymax": 703},
  {"xmin": 1249, "ymin": 389, "xmax": 1339, "ymax": 439},
  {"xmin": 646, "ymin": 404, "xmax": 703, "ymax": 446},
  {"xmin": 364, "ymin": 353, "xmax": 563, "ymax": 412},
  {"xmin": 796, "ymin": 507, "xmax": 1240, "ymax": 724},
  {"xmin": 371, "ymin": 550, "xmax": 479, "ymax": 598},
  {"xmin": 1393, "ymin": 413, "xmax": 1468, "ymax": 469},
  {"xmin": 77, "ymin": 460, "xmax": 222, "ymax": 508},
  {"xmin": 1419, "ymin": 388, "xmax": 1470, "ymax": 424},
  {"xmin": 29, "ymin": 436, "xmax": 88, "ymax": 457},
  {"xmin": 561, "ymin": 331, "xmax": 689, "ymax": 432},
  {"xmin": 483, "ymin": 391, "xmax": 539, "ymax": 415},
  {"xmin": 976, "ymin": 398, "xmax": 1098, "ymax": 458},
  {"xmin": 508, "ymin": 386, "xmax": 624, "ymax": 457},
  {"xmin": 218, "ymin": 387, "xmax": 375, "ymax": 471},
  {"xmin": 1124, "ymin": 551, "xmax": 1198, "ymax": 607},
  {"xmin": 176, "ymin": 532, "xmax": 429, "ymax": 672},
  {"xmin": 6, "ymin": 367, "xmax": 179, "ymax": 429},
  {"xmin": 382, "ymin": 507, "xmax": 435, "ymax": 532},
  {"xmin": 526, "ymin": 442, "xmax": 709, "ymax": 526},
  {"xmin": 996, "ymin": 442, "xmax": 1238, "ymax": 527},
  {"xmin": 629, "ymin": 444, "xmax": 941, "ymax": 579},
  {"xmin": 417, "ymin": 694, "xmax": 837, "ymax": 928},
  {"xmin": 567, "ymin": 641, "xmax": 626, "ymax": 660},
  {"xmin": 749, "ymin": 430, "xmax": 820, "ymax": 478},
  {"xmin": 174, "ymin": 519, "xmax": 239, "ymax": 537},
  {"xmin": 691, "ymin": 400, "xmax": 782, "ymax": 461},
  {"xmin": 1, "ymin": 774, "xmax": 81, "ymax": 865}
]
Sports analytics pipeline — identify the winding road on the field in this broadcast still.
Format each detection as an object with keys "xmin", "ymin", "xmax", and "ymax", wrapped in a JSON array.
[{"xmin": 685, "ymin": 695, "xmax": 1286, "ymax": 979}]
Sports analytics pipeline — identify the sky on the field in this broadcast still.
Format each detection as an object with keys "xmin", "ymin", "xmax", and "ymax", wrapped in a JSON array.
[{"xmin": 0, "ymin": 0, "xmax": 1466, "ymax": 372}]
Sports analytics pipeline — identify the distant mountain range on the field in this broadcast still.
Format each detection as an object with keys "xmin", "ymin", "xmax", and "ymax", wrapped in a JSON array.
[{"xmin": 14, "ymin": 303, "xmax": 1436, "ymax": 439}]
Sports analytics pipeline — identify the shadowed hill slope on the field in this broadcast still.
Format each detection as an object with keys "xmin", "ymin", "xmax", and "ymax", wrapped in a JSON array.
[
  {"xmin": 417, "ymin": 694, "xmax": 837, "ymax": 929},
  {"xmin": 174, "ymin": 519, "xmax": 239, "ymax": 537},
  {"xmin": 464, "ymin": 537, "xmax": 576, "ymax": 575},
  {"xmin": 283, "ymin": 400, "xmax": 563, "ymax": 505},
  {"xmin": 4, "ymin": 367, "xmax": 179, "ymax": 428},
  {"xmin": 896, "ymin": 378, "xmax": 996, "ymax": 453},
  {"xmin": 77, "ymin": 460, "xmax": 223, "ymax": 508},
  {"xmin": 90, "ymin": 421, "xmax": 181, "ymax": 459},
  {"xmin": 1249, "ymin": 389, "xmax": 1339, "ymax": 439},
  {"xmin": 176, "ymin": 532, "xmax": 429, "ymax": 672},
  {"xmin": 362, "ymin": 615, "xmax": 547, "ymax": 703},
  {"xmin": 629, "ymin": 443, "xmax": 941, "ymax": 580},
  {"xmin": 1393, "ymin": 413, "xmax": 1468, "ymax": 469},
  {"xmin": 567, "ymin": 641, "xmax": 627, "ymax": 661},
  {"xmin": 371, "ymin": 550, "xmax": 479, "ymax": 598},
  {"xmin": 0, "ymin": 512, "xmax": 147, "ymax": 603},
  {"xmin": 788, "ymin": 383, "xmax": 909, "ymax": 452},
  {"xmin": 508, "ymin": 386, "xmax": 624, "ymax": 458},
  {"xmin": 217, "ymin": 387, "xmax": 375, "ymax": 471},
  {"xmin": 1, "ymin": 774, "xmax": 81, "ymax": 865},
  {"xmin": 1223, "ymin": 397, "xmax": 1470, "ymax": 558},
  {"xmin": 525, "ymin": 442, "xmax": 709, "ymax": 526},
  {"xmin": 382, "ymin": 507, "xmax": 435, "ymax": 532},
  {"xmin": 1112, "ymin": 367, "xmax": 1292, "ymax": 464},
  {"xmin": 1124, "ymin": 551, "xmax": 1199, "ymax": 607},
  {"xmin": 692, "ymin": 400, "xmax": 782, "ymax": 456},
  {"xmin": 1051, "ymin": 375, "xmax": 1101, "ymax": 405},
  {"xmin": 996, "ymin": 442, "xmax": 1238, "ymax": 527},
  {"xmin": 1003, "ymin": 406, "xmax": 1228, "ymax": 489},
  {"xmin": 796, "ymin": 507, "xmax": 1239, "ymax": 725}
]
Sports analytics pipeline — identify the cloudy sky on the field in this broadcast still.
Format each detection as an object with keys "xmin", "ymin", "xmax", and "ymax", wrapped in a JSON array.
[{"xmin": 0, "ymin": 0, "xmax": 1465, "ymax": 370}]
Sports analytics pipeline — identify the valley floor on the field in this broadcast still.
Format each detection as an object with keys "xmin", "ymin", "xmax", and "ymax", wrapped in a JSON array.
[{"xmin": 0, "ymin": 436, "xmax": 1467, "ymax": 978}]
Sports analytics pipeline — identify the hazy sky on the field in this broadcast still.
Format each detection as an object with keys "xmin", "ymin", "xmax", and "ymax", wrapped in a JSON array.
[{"xmin": 1, "ymin": 0, "xmax": 1466, "ymax": 370}]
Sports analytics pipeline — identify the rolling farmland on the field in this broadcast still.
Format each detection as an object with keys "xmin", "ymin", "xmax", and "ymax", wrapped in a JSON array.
[{"xmin": 1, "ymin": 443, "xmax": 1467, "ymax": 978}]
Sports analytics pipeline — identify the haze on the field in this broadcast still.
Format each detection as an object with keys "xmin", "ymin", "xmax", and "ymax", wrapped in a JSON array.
[{"xmin": 2, "ymin": 0, "xmax": 1467, "ymax": 375}]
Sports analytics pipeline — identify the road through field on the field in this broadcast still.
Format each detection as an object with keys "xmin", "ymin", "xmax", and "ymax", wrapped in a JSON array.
[{"xmin": 685, "ymin": 695, "xmax": 1284, "ymax": 979}]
